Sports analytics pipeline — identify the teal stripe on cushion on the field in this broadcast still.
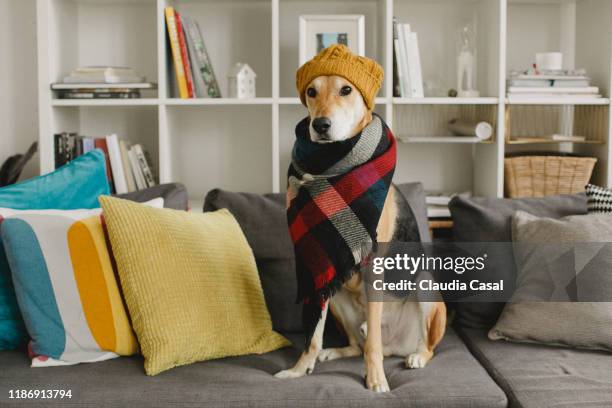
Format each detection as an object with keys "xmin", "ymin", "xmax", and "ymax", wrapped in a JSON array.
[
  {"xmin": 0, "ymin": 230, "xmax": 26, "ymax": 349},
  {"xmin": 1, "ymin": 219, "xmax": 66, "ymax": 359}
]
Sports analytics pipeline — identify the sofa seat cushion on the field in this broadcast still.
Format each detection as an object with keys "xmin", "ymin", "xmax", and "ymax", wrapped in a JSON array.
[
  {"xmin": 457, "ymin": 326, "xmax": 612, "ymax": 408},
  {"xmin": 0, "ymin": 327, "xmax": 506, "ymax": 408}
]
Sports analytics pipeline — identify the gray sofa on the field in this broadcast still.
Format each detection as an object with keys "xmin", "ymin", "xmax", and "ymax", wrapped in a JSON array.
[{"xmin": 1, "ymin": 184, "xmax": 611, "ymax": 407}]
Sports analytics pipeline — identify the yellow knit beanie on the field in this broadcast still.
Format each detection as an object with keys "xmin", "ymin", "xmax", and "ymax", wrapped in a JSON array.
[{"xmin": 296, "ymin": 44, "xmax": 383, "ymax": 110}]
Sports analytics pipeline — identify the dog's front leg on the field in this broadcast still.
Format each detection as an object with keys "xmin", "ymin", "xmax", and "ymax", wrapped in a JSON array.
[
  {"xmin": 275, "ymin": 301, "xmax": 328, "ymax": 379},
  {"xmin": 364, "ymin": 301, "xmax": 389, "ymax": 392}
]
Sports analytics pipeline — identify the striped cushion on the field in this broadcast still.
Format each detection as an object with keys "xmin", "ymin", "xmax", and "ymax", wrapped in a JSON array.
[{"xmin": 0, "ymin": 208, "xmax": 139, "ymax": 367}]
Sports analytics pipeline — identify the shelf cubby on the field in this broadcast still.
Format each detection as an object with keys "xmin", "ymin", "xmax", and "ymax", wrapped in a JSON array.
[
  {"xmin": 393, "ymin": 0, "xmax": 501, "ymax": 98},
  {"xmin": 48, "ymin": 105, "xmax": 160, "ymax": 179},
  {"xmin": 393, "ymin": 104, "xmax": 497, "ymax": 142},
  {"xmin": 279, "ymin": 0, "xmax": 386, "ymax": 98},
  {"xmin": 166, "ymin": 0, "xmax": 272, "ymax": 99},
  {"xmin": 164, "ymin": 105, "xmax": 273, "ymax": 204},
  {"xmin": 44, "ymin": 0, "xmax": 158, "ymax": 98},
  {"xmin": 505, "ymin": 104, "xmax": 609, "ymax": 145}
]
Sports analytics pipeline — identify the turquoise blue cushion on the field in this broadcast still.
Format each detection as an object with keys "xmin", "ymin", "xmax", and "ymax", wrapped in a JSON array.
[{"xmin": 0, "ymin": 150, "xmax": 110, "ymax": 350}]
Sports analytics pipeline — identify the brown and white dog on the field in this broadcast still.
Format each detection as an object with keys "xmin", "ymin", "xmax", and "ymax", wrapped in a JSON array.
[{"xmin": 274, "ymin": 75, "xmax": 446, "ymax": 393}]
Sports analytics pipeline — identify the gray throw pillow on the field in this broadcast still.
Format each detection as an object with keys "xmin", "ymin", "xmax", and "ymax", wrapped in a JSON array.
[
  {"xmin": 449, "ymin": 193, "xmax": 587, "ymax": 329},
  {"xmin": 115, "ymin": 183, "xmax": 188, "ymax": 210},
  {"xmin": 489, "ymin": 211, "xmax": 612, "ymax": 352}
]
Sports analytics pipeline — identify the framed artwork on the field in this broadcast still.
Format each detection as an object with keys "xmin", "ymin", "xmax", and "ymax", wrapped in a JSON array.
[{"xmin": 299, "ymin": 15, "xmax": 365, "ymax": 65}]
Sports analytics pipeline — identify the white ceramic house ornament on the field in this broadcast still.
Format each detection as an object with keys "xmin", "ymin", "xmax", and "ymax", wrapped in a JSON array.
[{"xmin": 228, "ymin": 63, "xmax": 256, "ymax": 99}]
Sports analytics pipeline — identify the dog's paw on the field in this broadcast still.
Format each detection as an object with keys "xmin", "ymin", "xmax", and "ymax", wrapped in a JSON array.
[
  {"xmin": 405, "ymin": 351, "xmax": 431, "ymax": 369},
  {"xmin": 365, "ymin": 362, "xmax": 390, "ymax": 393},
  {"xmin": 274, "ymin": 369, "xmax": 305, "ymax": 379},
  {"xmin": 359, "ymin": 322, "xmax": 368, "ymax": 338},
  {"xmin": 318, "ymin": 348, "xmax": 341, "ymax": 362},
  {"xmin": 365, "ymin": 372, "xmax": 390, "ymax": 393}
]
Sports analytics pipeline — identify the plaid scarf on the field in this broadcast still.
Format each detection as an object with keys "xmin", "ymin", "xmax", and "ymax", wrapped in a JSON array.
[{"xmin": 287, "ymin": 114, "xmax": 396, "ymax": 332}]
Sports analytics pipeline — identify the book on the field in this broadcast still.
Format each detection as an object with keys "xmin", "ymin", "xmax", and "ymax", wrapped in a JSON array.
[
  {"xmin": 94, "ymin": 138, "xmax": 114, "ymax": 192},
  {"xmin": 509, "ymin": 86, "xmax": 599, "ymax": 94},
  {"xmin": 426, "ymin": 190, "xmax": 471, "ymax": 206},
  {"xmin": 119, "ymin": 140, "xmax": 137, "ymax": 193},
  {"xmin": 508, "ymin": 78, "xmax": 591, "ymax": 88},
  {"xmin": 165, "ymin": 7, "xmax": 189, "ymax": 98},
  {"xmin": 54, "ymin": 132, "xmax": 78, "ymax": 169},
  {"xmin": 404, "ymin": 26, "xmax": 424, "ymax": 98},
  {"xmin": 57, "ymin": 91, "xmax": 141, "ymax": 99},
  {"xmin": 128, "ymin": 148, "xmax": 147, "ymax": 190},
  {"xmin": 392, "ymin": 17, "xmax": 401, "ymax": 97},
  {"xmin": 106, "ymin": 134, "xmax": 128, "ymax": 194},
  {"xmin": 62, "ymin": 66, "xmax": 144, "ymax": 84},
  {"xmin": 182, "ymin": 16, "xmax": 207, "ymax": 98},
  {"xmin": 427, "ymin": 205, "xmax": 451, "ymax": 218},
  {"xmin": 51, "ymin": 83, "xmax": 155, "ymax": 90},
  {"xmin": 82, "ymin": 137, "xmax": 95, "ymax": 154},
  {"xmin": 183, "ymin": 17, "xmax": 222, "ymax": 98},
  {"xmin": 175, "ymin": 11, "xmax": 195, "ymax": 98},
  {"xmin": 547, "ymin": 134, "xmax": 587, "ymax": 142},
  {"xmin": 132, "ymin": 144, "xmax": 156, "ymax": 188},
  {"xmin": 396, "ymin": 23, "xmax": 410, "ymax": 97}
]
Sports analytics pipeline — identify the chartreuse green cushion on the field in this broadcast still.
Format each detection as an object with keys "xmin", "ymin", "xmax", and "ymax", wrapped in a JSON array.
[{"xmin": 0, "ymin": 150, "xmax": 110, "ymax": 350}]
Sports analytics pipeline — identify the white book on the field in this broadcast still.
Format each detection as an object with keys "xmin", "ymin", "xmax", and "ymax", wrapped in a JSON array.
[
  {"xmin": 128, "ymin": 148, "xmax": 147, "ymax": 190},
  {"xmin": 404, "ymin": 27, "xmax": 424, "ymax": 98},
  {"xmin": 547, "ymin": 134, "xmax": 586, "ymax": 142},
  {"xmin": 509, "ymin": 86, "xmax": 599, "ymax": 94},
  {"xmin": 105, "ymin": 134, "xmax": 128, "ymax": 194},
  {"xmin": 397, "ymin": 24, "xmax": 411, "ymax": 97},
  {"xmin": 132, "ymin": 144, "xmax": 156, "ymax": 188},
  {"xmin": 51, "ymin": 83, "xmax": 155, "ymax": 90},
  {"xmin": 119, "ymin": 140, "xmax": 136, "ymax": 193},
  {"xmin": 427, "ymin": 205, "xmax": 451, "ymax": 218},
  {"xmin": 393, "ymin": 39, "xmax": 405, "ymax": 96}
]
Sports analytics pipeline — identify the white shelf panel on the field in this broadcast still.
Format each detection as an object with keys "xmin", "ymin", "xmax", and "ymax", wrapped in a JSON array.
[
  {"xmin": 393, "ymin": 97, "xmax": 499, "ymax": 105},
  {"xmin": 506, "ymin": 96, "xmax": 610, "ymax": 105},
  {"xmin": 397, "ymin": 136, "xmax": 490, "ymax": 144},
  {"xmin": 165, "ymin": 98, "xmax": 274, "ymax": 106},
  {"xmin": 278, "ymin": 97, "xmax": 301, "ymax": 105},
  {"xmin": 51, "ymin": 99, "xmax": 160, "ymax": 106}
]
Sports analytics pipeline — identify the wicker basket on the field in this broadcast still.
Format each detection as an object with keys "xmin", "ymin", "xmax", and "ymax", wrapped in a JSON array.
[{"xmin": 504, "ymin": 155, "xmax": 597, "ymax": 198}]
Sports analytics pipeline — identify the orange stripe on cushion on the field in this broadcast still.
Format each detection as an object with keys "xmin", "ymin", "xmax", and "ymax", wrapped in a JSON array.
[
  {"xmin": 80, "ymin": 216, "xmax": 138, "ymax": 356},
  {"xmin": 68, "ymin": 221, "xmax": 117, "ymax": 352}
]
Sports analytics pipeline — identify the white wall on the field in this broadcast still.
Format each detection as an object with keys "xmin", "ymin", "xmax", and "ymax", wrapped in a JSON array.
[{"xmin": 0, "ymin": 0, "xmax": 38, "ymax": 180}]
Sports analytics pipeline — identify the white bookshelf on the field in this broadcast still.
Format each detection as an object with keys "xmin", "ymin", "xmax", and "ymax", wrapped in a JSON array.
[{"xmin": 37, "ymin": 0, "xmax": 612, "ymax": 207}]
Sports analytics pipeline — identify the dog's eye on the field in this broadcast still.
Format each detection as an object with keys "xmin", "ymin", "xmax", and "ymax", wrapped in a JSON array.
[
  {"xmin": 306, "ymin": 87, "xmax": 317, "ymax": 98},
  {"xmin": 340, "ymin": 86, "xmax": 352, "ymax": 96}
]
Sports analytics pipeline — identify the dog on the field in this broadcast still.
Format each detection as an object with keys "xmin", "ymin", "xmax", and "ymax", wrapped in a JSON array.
[{"xmin": 275, "ymin": 74, "xmax": 447, "ymax": 393}]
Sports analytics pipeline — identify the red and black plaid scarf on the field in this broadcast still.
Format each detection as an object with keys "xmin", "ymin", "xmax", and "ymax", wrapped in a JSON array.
[{"xmin": 287, "ymin": 114, "xmax": 396, "ymax": 332}]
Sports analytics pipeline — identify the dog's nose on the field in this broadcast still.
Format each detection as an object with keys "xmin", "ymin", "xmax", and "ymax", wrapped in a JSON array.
[{"xmin": 312, "ymin": 117, "xmax": 332, "ymax": 134}]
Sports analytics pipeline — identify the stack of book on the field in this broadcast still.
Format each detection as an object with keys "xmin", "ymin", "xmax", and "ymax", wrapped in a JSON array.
[
  {"xmin": 392, "ymin": 17, "xmax": 424, "ymax": 98},
  {"xmin": 426, "ymin": 191, "xmax": 471, "ymax": 218},
  {"xmin": 165, "ymin": 7, "xmax": 221, "ymax": 99},
  {"xmin": 51, "ymin": 67, "xmax": 156, "ymax": 99},
  {"xmin": 54, "ymin": 133, "xmax": 156, "ymax": 194},
  {"xmin": 507, "ymin": 68, "xmax": 601, "ymax": 101}
]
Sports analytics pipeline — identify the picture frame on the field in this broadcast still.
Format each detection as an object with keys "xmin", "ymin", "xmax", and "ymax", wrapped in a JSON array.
[{"xmin": 299, "ymin": 15, "xmax": 365, "ymax": 65}]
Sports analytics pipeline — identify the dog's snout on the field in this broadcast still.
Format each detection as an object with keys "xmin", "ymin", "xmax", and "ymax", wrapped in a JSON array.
[{"xmin": 312, "ymin": 117, "xmax": 332, "ymax": 134}]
